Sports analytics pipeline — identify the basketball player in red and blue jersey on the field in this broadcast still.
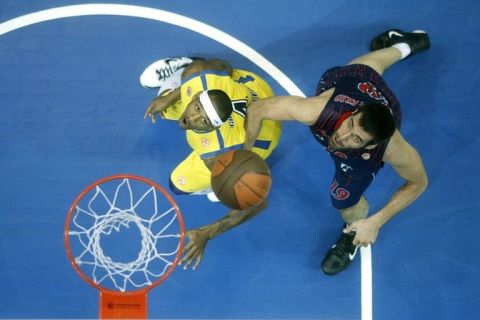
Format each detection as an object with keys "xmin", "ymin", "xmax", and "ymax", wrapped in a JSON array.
[{"xmin": 244, "ymin": 29, "xmax": 429, "ymax": 275}]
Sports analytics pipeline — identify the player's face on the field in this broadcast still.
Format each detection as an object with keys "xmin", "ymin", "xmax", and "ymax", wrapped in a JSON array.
[
  {"xmin": 179, "ymin": 94, "xmax": 216, "ymax": 133},
  {"xmin": 329, "ymin": 113, "xmax": 373, "ymax": 150}
]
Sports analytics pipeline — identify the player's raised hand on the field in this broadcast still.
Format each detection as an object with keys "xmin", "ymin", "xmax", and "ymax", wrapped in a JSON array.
[
  {"xmin": 144, "ymin": 93, "xmax": 170, "ymax": 123},
  {"xmin": 179, "ymin": 229, "xmax": 209, "ymax": 270},
  {"xmin": 144, "ymin": 88, "xmax": 181, "ymax": 123}
]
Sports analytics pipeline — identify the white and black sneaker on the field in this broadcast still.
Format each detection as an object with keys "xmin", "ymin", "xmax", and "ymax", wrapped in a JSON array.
[
  {"xmin": 370, "ymin": 29, "xmax": 430, "ymax": 58},
  {"xmin": 139, "ymin": 57, "xmax": 194, "ymax": 92},
  {"xmin": 321, "ymin": 230, "xmax": 358, "ymax": 275}
]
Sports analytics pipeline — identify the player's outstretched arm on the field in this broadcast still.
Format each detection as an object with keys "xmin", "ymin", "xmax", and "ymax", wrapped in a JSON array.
[
  {"xmin": 179, "ymin": 201, "xmax": 267, "ymax": 270},
  {"xmin": 144, "ymin": 88, "xmax": 181, "ymax": 123},
  {"xmin": 181, "ymin": 59, "xmax": 233, "ymax": 79},
  {"xmin": 345, "ymin": 130, "xmax": 428, "ymax": 245},
  {"xmin": 244, "ymin": 95, "xmax": 327, "ymax": 150},
  {"xmin": 376, "ymin": 130, "xmax": 428, "ymax": 222}
]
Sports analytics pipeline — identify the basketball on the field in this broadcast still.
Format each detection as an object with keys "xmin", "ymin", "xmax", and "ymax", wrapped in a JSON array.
[{"xmin": 211, "ymin": 149, "xmax": 272, "ymax": 210}]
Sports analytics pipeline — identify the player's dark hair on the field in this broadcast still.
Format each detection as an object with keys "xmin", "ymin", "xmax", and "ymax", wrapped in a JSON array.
[
  {"xmin": 209, "ymin": 89, "xmax": 233, "ymax": 122},
  {"xmin": 358, "ymin": 103, "xmax": 396, "ymax": 145}
]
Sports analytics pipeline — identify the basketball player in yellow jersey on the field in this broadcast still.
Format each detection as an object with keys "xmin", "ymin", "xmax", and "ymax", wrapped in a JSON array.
[{"xmin": 142, "ymin": 57, "xmax": 281, "ymax": 269}]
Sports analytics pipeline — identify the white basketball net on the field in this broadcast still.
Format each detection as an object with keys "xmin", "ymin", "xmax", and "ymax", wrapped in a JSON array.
[{"xmin": 67, "ymin": 178, "xmax": 183, "ymax": 292}]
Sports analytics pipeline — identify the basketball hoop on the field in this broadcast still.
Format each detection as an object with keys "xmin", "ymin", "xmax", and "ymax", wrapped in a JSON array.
[{"xmin": 64, "ymin": 174, "xmax": 185, "ymax": 319}]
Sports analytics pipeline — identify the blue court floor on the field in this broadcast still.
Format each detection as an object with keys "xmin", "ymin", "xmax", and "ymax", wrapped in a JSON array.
[{"xmin": 1, "ymin": 1, "xmax": 479, "ymax": 319}]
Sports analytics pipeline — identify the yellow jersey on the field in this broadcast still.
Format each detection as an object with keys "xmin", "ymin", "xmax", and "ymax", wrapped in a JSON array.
[{"xmin": 180, "ymin": 69, "xmax": 281, "ymax": 159}]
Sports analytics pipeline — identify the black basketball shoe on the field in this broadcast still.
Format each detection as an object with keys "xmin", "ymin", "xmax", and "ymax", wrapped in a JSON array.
[
  {"xmin": 370, "ymin": 29, "xmax": 430, "ymax": 58},
  {"xmin": 321, "ymin": 230, "xmax": 358, "ymax": 275}
]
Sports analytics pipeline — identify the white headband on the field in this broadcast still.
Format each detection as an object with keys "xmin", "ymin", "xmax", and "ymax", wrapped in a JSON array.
[{"xmin": 199, "ymin": 91, "xmax": 223, "ymax": 127}]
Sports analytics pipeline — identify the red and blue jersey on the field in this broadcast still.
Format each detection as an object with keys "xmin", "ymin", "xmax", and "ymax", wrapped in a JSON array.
[
  {"xmin": 310, "ymin": 64, "xmax": 402, "ymax": 175},
  {"xmin": 309, "ymin": 64, "xmax": 402, "ymax": 209}
]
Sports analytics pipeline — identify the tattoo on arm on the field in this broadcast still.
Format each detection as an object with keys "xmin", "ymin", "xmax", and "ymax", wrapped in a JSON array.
[{"xmin": 203, "ymin": 205, "xmax": 265, "ymax": 239}]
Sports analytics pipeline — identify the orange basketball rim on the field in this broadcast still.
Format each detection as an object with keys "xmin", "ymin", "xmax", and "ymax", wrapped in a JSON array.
[{"xmin": 64, "ymin": 174, "xmax": 185, "ymax": 319}]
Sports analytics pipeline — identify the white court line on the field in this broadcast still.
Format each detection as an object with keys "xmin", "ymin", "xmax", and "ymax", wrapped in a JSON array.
[
  {"xmin": 0, "ymin": 3, "xmax": 304, "ymax": 97},
  {"xmin": 361, "ymin": 246, "xmax": 373, "ymax": 320},
  {"xmin": 0, "ymin": 4, "xmax": 372, "ymax": 319}
]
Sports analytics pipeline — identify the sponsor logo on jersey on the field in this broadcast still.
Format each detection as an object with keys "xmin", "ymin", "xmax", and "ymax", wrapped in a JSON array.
[
  {"xmin": 334, "ymin": 94, "xmax": 360, "ymax": 107},
  {"xmin": 201, "ymin": 138, "xmax": 210, "ymax": 148},
  {"xmin": 362, "ymin": 153, "xmax": 371, "ymax": 160},
  {"xmin": 177, "ymin": 176, "xmax": 186, "ymax": 186},
  {"xmin": 334, "ymin": 151, "xmax": 347, "ymax": 159},
  {"xmin": 357, "ymin": 81, "xmax": 388, "ymax": 105},
  {"xmin": 340, "ymin": 162, "xmax": 353, "ymax": 173}
]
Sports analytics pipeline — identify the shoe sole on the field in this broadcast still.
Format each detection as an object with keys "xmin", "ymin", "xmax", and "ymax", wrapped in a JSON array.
[{"xmin": 140, "ymin": 57, "xmax": 192, "ymax": 88}]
